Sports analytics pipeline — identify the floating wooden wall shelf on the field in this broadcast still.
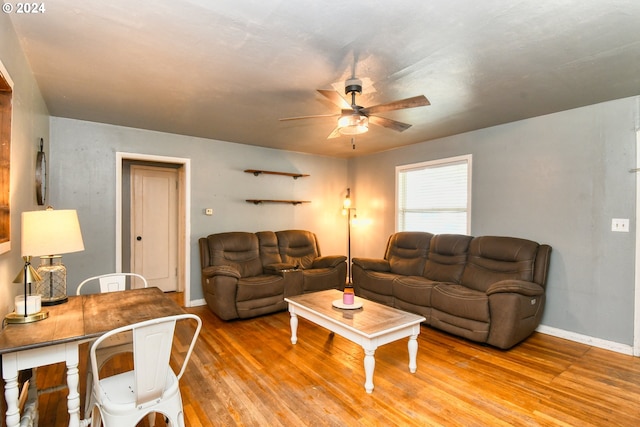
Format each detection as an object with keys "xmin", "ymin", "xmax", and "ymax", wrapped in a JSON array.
[
  {"xmin": 244, "ymin": 169, "xmax": 310, "ymax": 205},
  {"xmin": 244, "ymin": 169, "xmax": 310, "ymax": 179},
  {"xmin": 246, "ymin": 199, "xmax": 311, "ymax": 205}
]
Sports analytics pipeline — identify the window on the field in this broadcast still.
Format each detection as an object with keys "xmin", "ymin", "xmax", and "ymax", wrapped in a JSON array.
[{"xmin": 396, "ymin": 154, "xmax": 471, "ymax": 235}]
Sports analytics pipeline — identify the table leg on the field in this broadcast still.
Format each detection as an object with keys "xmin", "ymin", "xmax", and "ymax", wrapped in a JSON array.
[
  {"xmin": 289, "ymin": 311, "xmax": 298, "ymax": 344},
  {"xmin": 66, "ymin": 343, "xmax": 81, "ymax": 427},
  {"xmin": 2, "ymin": 354, "xmax": 20, "ymax": 427},
  {"xmin": 408, "ymin": 333, "xmax": 419, "ymax": 373},
  {"xmin": 363, "ymin": 349, "xmax": 376, "ymax": 393}
]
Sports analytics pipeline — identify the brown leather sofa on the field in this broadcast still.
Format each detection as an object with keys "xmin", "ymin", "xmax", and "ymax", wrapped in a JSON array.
[
  {"xmin": 352, "ymin": 232, "xmax": 551, "ymax": 349},
  {"xmin": 199, "ymin": 230, "xmax": 347, "ymax": 320}
]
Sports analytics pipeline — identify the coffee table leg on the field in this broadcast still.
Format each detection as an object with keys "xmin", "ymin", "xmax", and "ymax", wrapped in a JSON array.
[
  {"xmin": 363, "ymin": 349, "xmax": 375, "ymax": 393},
  {"xmin": 408, "ymin": 334, "xmax": 418, "ymax": 373},
  {"xmin": 289, "ymin": 311, "xmax": 298, "ymax": 344}
]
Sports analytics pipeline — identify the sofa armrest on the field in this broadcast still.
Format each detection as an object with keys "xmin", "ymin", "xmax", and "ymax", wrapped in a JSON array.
[
  {"xmin": 352, "ymin": 257, "xmax": 391, "ymax": 272},
  {"xmin": 202, "ymin": 265, "xmax": 241, "ymax": 280},
  {"xmin": 264, "ymin": 263, "xmax": 298, "ymax": 274},
  {"xmin": 312, "ymin": 255, "xmax": 347, "ymax": 269},
  {"xmin": 486, "ymin": 279, "xmax": 544, "ymax": 296}
]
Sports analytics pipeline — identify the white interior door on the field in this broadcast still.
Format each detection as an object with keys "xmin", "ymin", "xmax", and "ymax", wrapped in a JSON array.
[{"xmin": 131, "ymin": 165, "xmax": 178, "ymax": 292}]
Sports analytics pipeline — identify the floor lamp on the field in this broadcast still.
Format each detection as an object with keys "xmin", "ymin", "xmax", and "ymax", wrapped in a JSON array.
[{"xmin": 343, "ymin": 188, "xmax": 356, "ymax": 285}]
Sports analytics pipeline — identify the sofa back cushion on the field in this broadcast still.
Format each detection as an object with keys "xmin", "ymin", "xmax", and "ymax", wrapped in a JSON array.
[
  {"xmin": 206, "ymin": 232, "xmax": 263, "ymax": 278},
  {"xmin": 384, "ymin": 232, "xmax": 433, "ymax": 276},
  {"xmin": 276, "ymin": 230, "xmax": 320, "ymax": 269},
  {"xmin": 423, "ymin": 234, "xmax": 472, "ymax": 283},
  {"xmin": 256, "ymin": 231, "xmax": 282, "ymax": 266},
  {"xmin": 461, "ymin": 236, "xmax": 539, "ymax": 292}
]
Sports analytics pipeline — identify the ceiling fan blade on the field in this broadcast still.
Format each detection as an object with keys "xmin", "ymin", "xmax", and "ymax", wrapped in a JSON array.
[
  {"xmin": 279, "ymin": 113, "xmax": 339, "ymax": 121},
  {"xmin": 368, "ymin": 115, "xmax": 412, "ymax": 132},
  {"xmin": 317, "ymin": 89, "xmax": 351, "ymax": 109},
  {"xmin": 360, "ymin": 95, "xmax": 430, "ymax": 115},
  {"xmin": 327, "ymin": 127, "xmax": 342, "ymax": 139}
]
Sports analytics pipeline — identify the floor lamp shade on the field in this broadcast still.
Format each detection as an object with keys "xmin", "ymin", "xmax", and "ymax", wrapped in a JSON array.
[{"xmin": 21, "ymin": 209, "xmax": 85, "ymax": 305}]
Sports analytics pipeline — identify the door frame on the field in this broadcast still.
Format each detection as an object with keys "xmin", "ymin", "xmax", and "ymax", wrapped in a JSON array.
[
  {"xmin": 115, "ymin": 152, "xmax": 191, "ymax": 307},
  {"xmin": 635, "ymin": 130, "xmax": 640, "ymax": 357}
]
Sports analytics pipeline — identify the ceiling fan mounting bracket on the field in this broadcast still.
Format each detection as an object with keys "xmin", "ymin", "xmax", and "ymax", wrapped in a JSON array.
[{"xmin": 344, "ymin": 78, "xmax": 362, "ymax": 96}]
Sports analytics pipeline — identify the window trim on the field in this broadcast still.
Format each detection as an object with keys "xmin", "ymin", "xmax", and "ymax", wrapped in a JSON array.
[{"xmin": 395, "ymin": 154, "xmax": 472, "ymax": 235}]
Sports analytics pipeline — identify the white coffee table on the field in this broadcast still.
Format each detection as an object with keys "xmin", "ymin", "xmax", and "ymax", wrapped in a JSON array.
[{"xmin": 284, "ymin": 289, "xmax": 426, "ymax": 393}]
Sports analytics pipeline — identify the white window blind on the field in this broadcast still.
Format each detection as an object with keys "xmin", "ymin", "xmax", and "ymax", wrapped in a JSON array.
[{"xmin": 396, "ymin": 155, "xmax": 471, "ymax": 234}]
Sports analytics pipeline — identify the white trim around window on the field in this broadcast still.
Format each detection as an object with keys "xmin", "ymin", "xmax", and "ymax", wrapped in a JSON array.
[{"xmin": 395, "ymin": 154, "xmax": 472, "ymax": 235}]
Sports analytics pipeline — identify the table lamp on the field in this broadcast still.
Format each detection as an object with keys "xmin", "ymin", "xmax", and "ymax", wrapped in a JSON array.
[
  {"xmin": 4, "ymin": 256, "xmax": 49, "ymax": 324},
  {"xmin": 22, "ymin": 207, "xmax": 85, "ymax": 306}
]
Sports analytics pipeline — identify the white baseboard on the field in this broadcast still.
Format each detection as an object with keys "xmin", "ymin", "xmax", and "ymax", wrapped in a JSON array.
[
  {"xmin": 536, "ymin": 324, "xmax": 635, "ymax": 356},
  {"xmin": 187, "ymin": 298, "xmax": 207, "ymax": 308}
]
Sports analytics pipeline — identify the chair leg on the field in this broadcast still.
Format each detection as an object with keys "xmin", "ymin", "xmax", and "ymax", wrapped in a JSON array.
[
  {"xmin": 84, "ymin": 367, "xmax": 94, "ymax": 420},
  {"xmin": 91, "ymin": 404, "xmax": 103, "ymax": 427}
]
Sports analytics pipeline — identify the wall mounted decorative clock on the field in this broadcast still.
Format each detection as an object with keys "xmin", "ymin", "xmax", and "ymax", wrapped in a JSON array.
[{"xmin": 36, "ymin": 138, "xmax": 46, "ymax": 206}]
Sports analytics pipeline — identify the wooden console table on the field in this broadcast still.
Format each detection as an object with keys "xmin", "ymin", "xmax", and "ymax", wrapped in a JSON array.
[{"xmin": 0, "ymin": 287, "xmax": 184, "ymax": 427}]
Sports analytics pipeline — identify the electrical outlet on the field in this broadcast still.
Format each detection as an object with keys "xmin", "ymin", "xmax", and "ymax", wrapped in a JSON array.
[{"xmin": 611, "ymin": 218, "xmax": 629, "ymax": 232}]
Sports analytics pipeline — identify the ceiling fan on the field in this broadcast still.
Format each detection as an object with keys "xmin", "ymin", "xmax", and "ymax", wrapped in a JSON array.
[{"xmin": 280, "ymin": 77, "xmax": 430, "ymax": 140}]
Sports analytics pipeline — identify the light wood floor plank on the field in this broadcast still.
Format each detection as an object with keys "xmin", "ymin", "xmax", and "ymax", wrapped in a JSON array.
[{"xmin": 12, "ymin": 293, "xmax": 640, "ymax": 426}]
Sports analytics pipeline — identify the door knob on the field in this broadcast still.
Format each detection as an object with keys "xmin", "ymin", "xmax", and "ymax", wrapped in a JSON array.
[{"xmin": 136, "ymin": 236, "xmax": 142, "ymax": 241}]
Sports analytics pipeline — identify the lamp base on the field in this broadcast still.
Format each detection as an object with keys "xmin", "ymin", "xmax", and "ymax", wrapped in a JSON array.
[
  {"xmin": 41, "ymin": 296, "xmax": 68, "ymax": 306},
  {"xmin": 36, "ymin": 255, "xmax": 68, "ymax": 306},
  {"xmin": 5, "ymin": 310, "xmax": 49, "ymax": 324}
]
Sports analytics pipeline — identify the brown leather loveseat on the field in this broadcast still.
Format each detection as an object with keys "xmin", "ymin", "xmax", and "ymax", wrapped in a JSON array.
[
  {"xmin": 199, "ymin": 230, "xmax": 347, "ymax": 320},
  {"xmin": 352, "ymin": 232, "xmax": 551, "ymax": 349}
]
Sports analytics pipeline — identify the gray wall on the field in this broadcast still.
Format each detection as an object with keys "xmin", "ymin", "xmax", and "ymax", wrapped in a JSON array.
[
  {"xmin": 49, "ymin": 118, "xmax": 348, "ymax": 301},
  {"xmin": 349, "ymin": 96, "xmax": 639, "ymax": 346},
  {"xmin": 0, "ymin": 13, "xmax": 50, "ymax": 317}
]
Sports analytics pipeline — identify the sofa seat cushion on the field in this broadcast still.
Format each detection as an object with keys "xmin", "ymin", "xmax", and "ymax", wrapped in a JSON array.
[
  {"xmin": 358, "ymin": 271, "xmax": 397, "ymax": 296},
  {"xmin": 393, "ymin": 276, "xmax": 437, "ymax": 307},
  {"xmin": 431, "ymin": 284, "xmax": 489, "ymax": 322},
  {"xmin": 236, "ymin": 275, "xmax": 284, "ymax": 302}
]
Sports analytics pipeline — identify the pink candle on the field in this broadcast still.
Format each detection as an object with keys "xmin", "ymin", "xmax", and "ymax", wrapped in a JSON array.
[{"xmin": 343, "ymin": 290, "xmax": 354, "ymax": 305}]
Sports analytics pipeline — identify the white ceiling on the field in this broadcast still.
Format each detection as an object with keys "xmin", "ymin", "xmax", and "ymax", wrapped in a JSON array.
[{"xmin": 8, "ymin": 0, "xmax": 640, "ymax": 158}]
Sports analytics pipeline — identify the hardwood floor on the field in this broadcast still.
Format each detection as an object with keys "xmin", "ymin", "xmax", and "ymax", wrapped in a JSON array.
[{"xmin": 26, "ymin": 295, "xmax": 640, "ymax": 426}]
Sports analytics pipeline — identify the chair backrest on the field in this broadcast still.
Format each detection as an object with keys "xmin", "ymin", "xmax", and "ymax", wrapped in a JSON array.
[
  {"xmin": 90, "ymin": 313, "xmax": 202, "ymax": 408},
  {"xmin": 384, "ymin": 232, "xmax": 433, "ymax": 276},
  {"xmin": 76, "ymin": 273, "xmax": 148, "ymax": 295},
  {"xmin": 460, "ymin": 236, "xmax": 540, "ymax": 292},
  {"xmin": 256, "ymin": 231, "xmax": 282, "ymax": 266},
  {"xmin": 423, "ymin": 234, "xmax": 473, "ymax": 283},
  {"xmin": 204, "ymin": 232, "xmax": 263, "ymax": 277},
  {"xmin": 275, "ymin": 230, "xmax": 320, "ymax": 269}
]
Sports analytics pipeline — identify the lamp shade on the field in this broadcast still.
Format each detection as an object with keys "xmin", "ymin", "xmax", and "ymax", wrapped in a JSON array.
[{"xmin": 21, "ymin": 209, "xmax": 85, "ymax": 257}]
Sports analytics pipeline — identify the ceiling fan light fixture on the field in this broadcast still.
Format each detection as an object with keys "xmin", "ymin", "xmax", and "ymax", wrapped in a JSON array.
[{"xmin": 338, "ymin": 113, "xmax": 368, "ymax": 135}]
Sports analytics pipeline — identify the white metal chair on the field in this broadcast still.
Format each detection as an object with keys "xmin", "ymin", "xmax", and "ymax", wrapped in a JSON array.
[
  {"xmin": 88, "ymin": 314, "xmax": 202, "ymax": 427},
  {"xmin": 76, "ymin": 273, "xmax": 148, "ymax": 295},
  {"xmin": 76, "ymin": 273, "xmax": 149, "ymax": 421}
]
